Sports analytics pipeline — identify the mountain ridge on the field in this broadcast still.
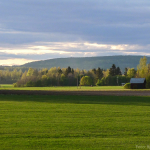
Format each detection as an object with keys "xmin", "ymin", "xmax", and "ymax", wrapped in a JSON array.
[{"xmin": 21, "ymin": 55, "xmax": 150, "ymax": 71}]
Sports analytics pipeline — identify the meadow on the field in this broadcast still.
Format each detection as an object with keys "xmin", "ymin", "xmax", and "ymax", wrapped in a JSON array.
[
  {"xmin": 0, "ymin": 84, "xmax": 124, "ymax": 91},
  {"xmin": 0, "ymin": 94, "xmax": 150, "ymax": 149},
  {"xmin": 1, "ymin": 84, "xmax": 150, "ymax": 92}
]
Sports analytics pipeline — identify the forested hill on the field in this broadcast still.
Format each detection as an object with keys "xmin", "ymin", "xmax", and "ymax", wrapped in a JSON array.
[{"xmin": 21, "ymin": 56, "xmax": 150, "ymax": 71}]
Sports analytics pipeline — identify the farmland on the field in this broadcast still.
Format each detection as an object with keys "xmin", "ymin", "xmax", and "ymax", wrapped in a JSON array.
[
  {"xmin": 1, "ymin": 85, "xmax": 150, "ymax": 97},
  {"xmin": 0, "ymin": 94, "xmax": 150, "ymax": 149},
  {"xmin": 0, "ymin": 84, "xmax": 124, "ymax": 91}
]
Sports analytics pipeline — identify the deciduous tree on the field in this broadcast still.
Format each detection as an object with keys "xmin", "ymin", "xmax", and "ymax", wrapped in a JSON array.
[
  {"xmin": 137, "ymin": 56, "xmax": 148, "ymax": 78},
  {"xmin": 127, "ymin": 68, "xmax": 136, "ymax": 78}
]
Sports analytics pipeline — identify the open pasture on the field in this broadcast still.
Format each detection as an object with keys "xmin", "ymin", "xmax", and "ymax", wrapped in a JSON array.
[
  {"xmin": 0, "ymin": 94, "xmax": 150, "ymax": 149},
  {"xmin": 0, "ymin": 84, "xmax": 124, "ymax": 91},
  {"xmin": 1, "ymin": 84, "xmax": 150, "ymax": 92}
]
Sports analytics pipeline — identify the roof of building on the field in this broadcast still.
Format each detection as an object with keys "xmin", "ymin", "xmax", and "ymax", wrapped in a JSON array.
[{"xmin": 130, "ymin": 78, "xmax": 146, "ymax": 84}]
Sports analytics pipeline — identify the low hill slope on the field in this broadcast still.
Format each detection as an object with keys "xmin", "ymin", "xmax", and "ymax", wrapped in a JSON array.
[{"xmin": 22, "ymin": 55, "xmax": 150, "ymax": 71}]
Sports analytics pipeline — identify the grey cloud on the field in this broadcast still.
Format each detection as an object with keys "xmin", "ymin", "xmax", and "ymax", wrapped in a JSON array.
[
  {"xmin": 0, "ymin": 0, "xmax": 150, "ymax": 60},
  {"xmin": 0, "ymin": 48, "xmax": 150, "ymax": 61},
  {"xmin": 0, "ymin": 52, "xmax": 77, "ymax": 60}
]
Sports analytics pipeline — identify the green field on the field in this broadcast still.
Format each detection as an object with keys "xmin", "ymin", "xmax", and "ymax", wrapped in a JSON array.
[
  {"xmin": 0, "ymin": 84, "xmax": 125, "ymax": 91},
  {"xmin": 1, "ymin": 84, "xmax": 150, "ymax": 91},
  {"xmin": 1, "ymin": 95, "xmax": 150, "ymax": 149}
]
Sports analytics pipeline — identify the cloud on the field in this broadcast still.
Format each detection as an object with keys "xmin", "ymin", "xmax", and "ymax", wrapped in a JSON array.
[
  {"xmin": 0, "ymin": 0, "xmax": 150, "ymax": 44},
  {"xmin": 0, "ymin": 0, "xmax": 150, "ymax": 65},
  {"xmin": 0, "ymin": 41, "xmax": 150, "ymax": 65},
  {"xmin": 0, "ymin": 59, "xmax": 36, "ymax": 66}
]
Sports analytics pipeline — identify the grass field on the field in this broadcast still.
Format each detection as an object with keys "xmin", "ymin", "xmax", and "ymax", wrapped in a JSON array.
[
  {"xmin": 0, "ymin": 95, "xmax": 150, "ymax": 149},
  {"xmin": 1, "ymin": 84, "xmax": 150, "ymax": 91},
  {"xmin": 0, "ymin": 84, "xmax": 125, "ymax": 91}
]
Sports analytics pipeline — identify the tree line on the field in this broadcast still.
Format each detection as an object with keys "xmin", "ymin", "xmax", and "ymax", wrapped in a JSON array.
[
  {"xmin": 0, "ymin": 56, "xmax": 150, "ymax": 87},
  {"xmin": 0, "ymin": 67, "xmax": 29, "ymax": 84},
  {"xmin": 13, "ymin": 63, "xmax": 129, "ymax": 87}
]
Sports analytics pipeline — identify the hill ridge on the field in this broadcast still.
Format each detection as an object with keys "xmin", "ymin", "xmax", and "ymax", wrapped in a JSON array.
[{"xmin": 22, "ymin": 55, "xmax": 150, "ymax": 71}]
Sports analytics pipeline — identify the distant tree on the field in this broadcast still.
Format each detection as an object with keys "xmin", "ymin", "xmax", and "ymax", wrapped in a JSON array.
[
  {"xmin": 109, "ymin": 64, "xmax": 117, "ymax": 76},
  {"xmin": 96, "ymin": 79, "xmax": 104, "ymax": 86},
  {"xmin": 60, "ymin": 74, "xmax": 66, "ymax": 85},
  {"xmin": 27, "ymin": 68, "xmax": 38, "ymax": 76},
  {"xmin": 80, "ymin": 70, "xmax": 85, "ymax": 76},
  {"xmin": 48, "ymin": 67, "xmax": 57, "ymax": 74},
  {"xmin": 109, "ymin": 64, "xmax": 122, "ymax": 76},
  {"xmin": 127, "ymin": 68, "xmax": 136, "ymax": 78},
  {"xmin": 124, "ymin": 68, "xmax": 128, "ymax": 76},
  {"xmin": 116, "ymin": 67, "xmax": 122, "ymax": 75},
  {"xmin": 87, "ymin": 70, "xmax": 96, "ymax": 85},
  {"xmin": 58, "ymin": 68, "xmax": 62, "ymax": 75},
  {"xmin": 33, "ymin": 69, "xmax": 39, "ymax": 76},
  {"xmin": 41, "ymin": 75, "xmax": 48, "ymax": 86},
  {"xmin": 83, "ymin": 69, "xmax": 87, "ymax": 74},
  {"xmin": 65, "ymin": 66, "xmax": 72, "ymax": 76},
  {"xmin": 71, "ymin": 68, "xmax": 74, "ymax": 74},
  {"xmin": 27, "ymin": 68, "xmax": 34, "ymax": 76},
  {"xmin": 96, "ymin": 67, "xmax": 103, "ymax": 80},
  {"xmin": 21, "ymin": 71, "xmax": 27, "ymax": 79},
  {"xmin": 137, "ymin": 56, "xmax": 148, "ymax": 78},
  {"xmin": 80, "ymin": 76, "xmax": 93, "ymax": 86},
  {"xmin": 92, "ymin": 68, "xmax": 96, "ymax": 74},
  {"xmin": 103, "ymin": 69, "xmax": 109, "ymax": 77},
  {"xmin": 67, "ymin": 73, "xmax": 76, "ymax": 86},
  {"xmin": 75, "ymin": 68, "xmax": 80, "ymax": 74},
  {"xmin": 40, "ymin": 68, "xmax": 48, "ymax": 75}
]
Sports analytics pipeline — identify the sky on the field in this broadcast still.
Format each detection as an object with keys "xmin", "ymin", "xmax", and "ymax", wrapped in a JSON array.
[{"xmin": 0, "ymin": 0, "xmax": 150, "ymax": 65}]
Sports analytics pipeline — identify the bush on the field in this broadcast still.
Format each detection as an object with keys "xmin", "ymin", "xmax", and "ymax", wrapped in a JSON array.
[
  {"xmin": 13, "ymin": 83, "xmax": 17, "ymax": 87},
  {"xmin": 80, "ymin": 76, "xmax": 93, "ymax": 86},
  {"xmin": 96, "ymin": 79, "xmax": 104, "ymax": 86},
  {"xmin": 124, "ymin": 83, "xmax": 131, "ymax": 89}
]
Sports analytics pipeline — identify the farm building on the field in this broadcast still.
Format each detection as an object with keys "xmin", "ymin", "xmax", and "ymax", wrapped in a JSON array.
[{"xmin": 130, "ymin": 78, "xmax": 146, "ymax": 89}]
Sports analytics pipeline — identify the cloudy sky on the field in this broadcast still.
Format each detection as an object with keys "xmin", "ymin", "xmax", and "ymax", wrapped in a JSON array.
[{"xmin": 0, "ymin": 0, "xmax": 150, "ymax": 65}]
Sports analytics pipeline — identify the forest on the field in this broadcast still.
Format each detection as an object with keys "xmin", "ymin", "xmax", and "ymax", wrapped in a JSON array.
[{"xmin": 0, "ymin": 56, "xmax": 150, "ymax": 87}]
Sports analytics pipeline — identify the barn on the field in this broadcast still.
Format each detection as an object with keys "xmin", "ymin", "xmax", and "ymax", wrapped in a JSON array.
[{"xmin": 130, "ymin": 78, "xmax": 146, "ymax": 89}]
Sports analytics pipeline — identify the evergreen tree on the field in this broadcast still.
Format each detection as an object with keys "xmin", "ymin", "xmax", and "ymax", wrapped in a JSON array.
[
  {"xmin": 124, "ymin": 68, "xmax": 128, "ymax": 76},
  {"xmin": 65, "ymin": 66, "xmax": 72, "ymax": 76},
  {"xmin": 71, "ymin": 68, "xmax": 74, "ymax": 74},
  {"xmin": 92, "ymin": 68, "xmax": 96, "ymax": 74},
  {"xmin": 96, "ymin": 67, "xmax": 103, "ymax": 79},
  {"xmin": 116, "ymin": 67, "xmax": 122, "ymax": 75},
  {"xmin": 109, "ymin": 64, "xmax": 117, "ymax": 76},
  {"xmin": 109, "ymin": 64, "xmax": 122, "ymax": 76},
  {"xmin": 58, "ymin": 68, "xmax": 62, "ymax": 75}
]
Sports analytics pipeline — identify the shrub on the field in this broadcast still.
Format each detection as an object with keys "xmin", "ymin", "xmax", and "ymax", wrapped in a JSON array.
[
  {"xmin": 96, "ymin": 79, "xmax": 104, "ymax": 86},
  {"xmin": 80, "ymin": 76, "xmax": 93, "ymax": 86},
  {"xmin": 13, "ymin": 83, "xmax": 17, "ymax": 87},
  {"xmin": 124, "ymin": 83, "xmax": 131, "ymax": 89}
]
